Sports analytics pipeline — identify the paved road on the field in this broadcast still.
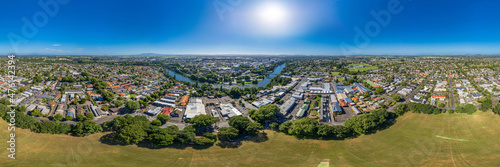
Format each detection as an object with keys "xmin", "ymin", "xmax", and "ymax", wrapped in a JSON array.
[
  {"xmin": 448, "ymin": 79, "xmax": 456, "ymax": 110},
  {"xmin": 388, "ymin": 69, "xmax": 435, "ymax": 112}
]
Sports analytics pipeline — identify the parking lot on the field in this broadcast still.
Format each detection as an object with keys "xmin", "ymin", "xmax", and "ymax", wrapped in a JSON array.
[{"xmin": 332, "ymin": 106, "xmax": 355, "ymax": 123}]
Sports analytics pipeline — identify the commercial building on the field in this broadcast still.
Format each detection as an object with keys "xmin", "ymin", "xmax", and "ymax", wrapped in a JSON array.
[
  {"xmin": 219, "ymin": 104, "xmax": 242, "ymax": 118},
  {"xmin": 331, "ymin": 103, "xmax": 342, "ymax": 114},
  {"xmin": 351, "ymin": 106, "xmax": 362, "ymax": 115},
  {"xmin": 279, "ymin": 98, "xmax": 297, "ymax": 117},
  {"xmin": 319, "ymin": 97, "xmax": 328, "ymax": 122},
  {"xmin": 185, "ymin": 98, "xmax": 206, "ymax": 119}
]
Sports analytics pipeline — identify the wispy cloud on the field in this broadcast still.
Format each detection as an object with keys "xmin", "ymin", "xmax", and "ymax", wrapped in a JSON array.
[
  {"xmin": 44, "ymin": 48, "xmax": 64, "ymax": 52},
  {"xmin": 52, "ymin": 44, "xmax": 61, "ymax": 46},
  {"xmin": 42, "ymin": 47, "xmax": 84, "ymax": 54}
]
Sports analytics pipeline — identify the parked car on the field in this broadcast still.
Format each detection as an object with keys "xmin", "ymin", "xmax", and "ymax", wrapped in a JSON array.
[{"xmin": 170, "ymin": 112, "xmax": 179, "ymax": 117}]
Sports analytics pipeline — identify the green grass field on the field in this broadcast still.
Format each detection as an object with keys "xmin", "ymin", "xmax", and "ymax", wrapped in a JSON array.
[
  {"xmin": 2, "ymin": 112, "xmax": 500, "ymax": 166},
  {"xmin": 330, "ymin": 72, "xmax": 341, "ymax": 75},
  {"xmin": 348, "ymin": 68, "xmax": 358, "ymax": 72},
  {"xmin": 349, "ymin": 63, "xmax": 369, "ymax": 66},
  {"xmin": 348, "ymin": 66, "xmax": 378, "ymax": 72}
]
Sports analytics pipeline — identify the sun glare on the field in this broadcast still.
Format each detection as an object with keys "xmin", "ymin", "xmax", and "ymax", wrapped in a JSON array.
[
  {"xmin": 255, "ymin": 2, "xmax": 289, "ymax": 27},
  {"xmin": 252, "ymin": 1, "xmax": 292, "ymax": 36}
]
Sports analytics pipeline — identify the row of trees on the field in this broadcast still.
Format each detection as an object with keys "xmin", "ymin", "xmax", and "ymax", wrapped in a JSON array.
[
  {"xmin": 453, "ymin": 104, "xmax": 477, "ymax": 114},
  {"xmin": 277, "ymin": 109, "xmax": 392, "ymax": 138},
  {"xmin": 248, "ymin": 104, "xmax": 280, "ymax": 123},
  {"xmin": 479, "ymin": 97, "xmax": 493, "ymax": 112},
  {"xmin": 275, "ymin": 104, "xmax": 449, "ymax": 138},
  {"xmin": 344, "ymin": 109, "xmax": 392, "ymax": 134},
  {"xmin": 0, "ymin": 104, "xmax": 102, "ymax": 136},
  {"xmin": 394, "ymin": 103, "xmax": 444, "ymax": 116},
  {"xmin": 279, "ymin": 118, "xmax": 351, "ymax": 138},
  {"xmin": 492, "ymin": 103, "xmax": 500, "ymax": 115},
  {"xmin": 101, "ymin": 114, "xmax": 220, "ymax": 146}
]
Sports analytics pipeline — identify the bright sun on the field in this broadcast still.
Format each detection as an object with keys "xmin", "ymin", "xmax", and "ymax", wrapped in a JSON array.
[
  {"xmin": 255, "ymin": 2, "xmax": 289, "ymax": 26},
  {"xmin": 252, "ymin": 1, "xmax": 291, "ymax": 34}
]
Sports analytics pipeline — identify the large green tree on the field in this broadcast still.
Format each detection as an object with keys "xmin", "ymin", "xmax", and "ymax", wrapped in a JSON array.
[
  {"xmin": 157, "ymin": 114, "xmax": 170, "ymax": 124},
  {"xmin": 286, "ymin": 118, "xmax": 318, "ymax": 137},
  {"xmin": 114, "ymin": 100, "xmax": 123, "ymax": 107},
  {"xmin": 148, "ymin": 128, "xmax": 175, "ymax": 146},
  {"xmin": 190, "ymin": 115, "xmax": 218, "ymax": 128},
  {"xmin": 493, "ymin": 104, "xmax": 500, "ymax": 115},
  {"xmin": 228, "ymin": 116, "xmax": 251, "ymax": 131},
  {"xmin": 217, "ymin": 127, "xmax": 239, "ymax": 141},
  {"xmin": 391, "ymin": 94, "xmax": 401, "ymax": 102},
  {"xmin": 245, "ymin": 122, "xmax": 263, "ymax": 135},
  {"xmin": 53, "ymin": 114, "xmax": 63, "ymax": 121},
  {"xmin": 195, "ymin": 137, "xmax": 215, "ymax": 145},
  {"xmin": 72, "ymin": 120, "xmax": 103, "ymax": 137},
  {"xmin": 125, "ymin": 101, "xmax": 140, "ymax": 110},
  {"xmin": 479, "ymin": 98, "xmax": 492, "ymax": 112},
  {"xmin": 375, "ymin": 87, "xmax": 384, "ymax": 94},
  {"xmin": 116, "ymin": 124, "xmax": 147, "ymax": 144},
  {"xmin": 249, "ymin": 104, "xmax": 279, "ymax": 123},
  {"xmin": 228, "ymin": 87, "xmax": 242, "ymax": 98}
]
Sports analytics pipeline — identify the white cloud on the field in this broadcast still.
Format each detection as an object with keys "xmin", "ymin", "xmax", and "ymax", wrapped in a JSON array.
[
  {"xmin": 52, "ymin": 44, "xmax": 61, "ymax": 46},
  {"xmin": 44, "ymin": 48, "xmax": 64, "ymax": 52}
]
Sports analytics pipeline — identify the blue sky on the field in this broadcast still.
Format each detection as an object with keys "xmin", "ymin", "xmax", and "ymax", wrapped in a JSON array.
[{"xmin": 1, "ymin": 0, "xmax": 500, "ymax": 55}]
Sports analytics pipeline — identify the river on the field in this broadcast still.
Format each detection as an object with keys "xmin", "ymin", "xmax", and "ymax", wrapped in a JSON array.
[{"xmin": 166, "ymin": 63, "xmax": 286, "ymax": 89}]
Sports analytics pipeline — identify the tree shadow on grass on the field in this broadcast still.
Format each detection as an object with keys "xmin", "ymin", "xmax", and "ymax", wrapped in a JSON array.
[
  {"xmin": 192, "ymin": 144, "xmax": 213, "ymax": 150},
  {"xmin": 216, "ymin": 141, "xmax": 242, "ymax": 148},
  {"xmin": 136, "ymin": 141, "xmax": 189, "ymax": 150},
  {"xmin": 99, "ymin": 133, "xmax": 128, "ymax": 146},
  {"xmin": 246, "ymin": 132, "xmax": 269, "ymax": 143}
]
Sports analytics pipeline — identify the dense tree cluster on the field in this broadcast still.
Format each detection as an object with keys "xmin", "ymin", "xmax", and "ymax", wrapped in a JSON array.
[
  {"xmin": 394, "ymin": 103, "xmax": 443, "ymax": 115},
  {"xmin": 249, "ymin": 104, "xmax": 279, "ymax": 123},
  {"xmin": 479, "ymin": 97, "xmax": 493, "ymax": 112},
  {"xmin": 190, "ymin": 115, "xmax": 218, "ymax": 129},
  {"xmin": 157, "ymin": 114, "xmax": 170, "ymax": 124},
  {"xmin": 279, "ymin": 118, "xmax": 351, "ymax": 138},
  {"xmin": 73, "ymin": 120, "xmax": 103, "ymax": 137},
  {"xmin": 101, "ymin": 115, "xmax": 213, "ymax": 146},
  {"xmin": 266, "ymin": 77, "xmax": 292, "ymax": 89},
  {"xmin": 344, "ymin": 109, "xmax": 391, "ymax": 134},
  {"xmin": 391, "ymin": 94, "xmax": 401, "ymax": 102},
  {"xmin": 455, "ymin": 104, "xmax": 477, "ymax": 115},
  {"xmin": 0, "ymin": 104, "xmax": 101, "ymax": 136},
  {"xmin": 228, "ymin": 116, "xmax": 263, "ymax": 135},
  {"xmin": 125, "ymin": 101, "xmax": 140, "ymax": 110},
  {"xmin": 217, "ymin": 127, "xmax": 239, "ymax": 141},
  {"xmin": 493, "ymin": 104, "xmax": 500, "ymax": 115}
]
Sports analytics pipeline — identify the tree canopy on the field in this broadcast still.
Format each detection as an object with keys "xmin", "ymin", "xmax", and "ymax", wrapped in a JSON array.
[
  {"xmin": 125, "ymin": 101, "xmax": 140, "ymax": 110},
  {"xmin": 72, "ymin": 120, "xmax": 103, "ymax": 137},
  {"xmin": 249, "ymin": 104, "xmax": 279, "ymax": 123},
  {"xmin": 116, "ymin": 124, "xmax": 148, "ymax": 144},
  {"xmin": 228, "ymin": 116, "xmax": 251, "ymax": 131},
  {"xmin": 190, "ymin": 115, "xmax": 217, "ymax": 128},
  {"xmin": 217, "ymin": 127, "xmax": 239, "ymax": 141},
  {"xmin": 245, "ymin": 122, "xmax": 263, "ymax": 135}
]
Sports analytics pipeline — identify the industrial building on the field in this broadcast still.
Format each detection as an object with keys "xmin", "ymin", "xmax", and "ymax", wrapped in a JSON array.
[
  {"xmin": 220, "ymin": 104, "xmax": 242, "ymax": 118},
  {"xmin": 185, "ymin": 98, "xmax": 206, "ymax": 120},
  {"xmin": 279, "ymin": 98, "xmax": 297, "ymax": 117}
]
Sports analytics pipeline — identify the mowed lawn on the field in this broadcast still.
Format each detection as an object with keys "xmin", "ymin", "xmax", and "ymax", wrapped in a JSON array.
[
  {"xmin": 2, "ymin": 112, "xmax": 500, "ymax": 166},
  {"xmin": 348, "ymin": 66, "xmax": 378, "ymax": 72}
]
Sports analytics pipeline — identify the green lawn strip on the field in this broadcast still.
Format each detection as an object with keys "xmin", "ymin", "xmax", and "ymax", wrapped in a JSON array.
[
  {"xmin": 435, "ymin": 135, "xmax": 468, "ymax": 141},
  {"xmin": 317, "ymin": 162, "xmax": 329, "ymax": 167}
]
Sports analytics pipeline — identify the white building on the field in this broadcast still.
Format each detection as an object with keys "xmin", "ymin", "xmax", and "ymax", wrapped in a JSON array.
[{"xmin": 185, "ymin": 98, "xmax": 206, "ymax": 119}]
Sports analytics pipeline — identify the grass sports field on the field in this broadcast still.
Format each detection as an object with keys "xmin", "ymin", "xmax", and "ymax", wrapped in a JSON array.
[
  {"xmin": 2, "ymin": 112, "xmax": 500, "ymax": 166},
  {"xmin": 349, "ymin": 66, "xmax": 379, "ymax": 72}
]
